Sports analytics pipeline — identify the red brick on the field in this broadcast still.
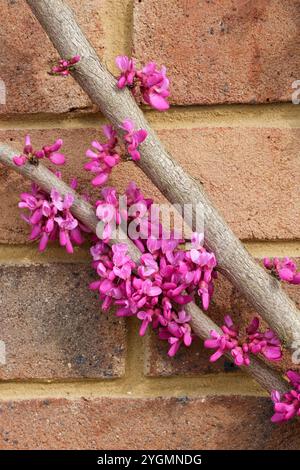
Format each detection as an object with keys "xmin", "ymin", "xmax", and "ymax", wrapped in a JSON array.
[
  {"xmin": 0, "ymin": 264, "xmax": 126, "ymax": 380},
  {"xmin": 0, "ymin": 396, "xmax": 299, "ymax": 449},
  {"xmin": 0, "ymin": 0, "xmax": 105, "ymax": 114},
  {"xmin": 146, "ymin": 261, "xmax": 300, "ymax": 377},
  {"xmin": 133, "ymin": 0, "xmax": 300, "ymax": 105},
  {"xmin": 0, "ymin": 127, "xmax": 299, "ymax": 243},
  {"xmin": 158, "ymin": 127, "xmax": 300, "ymax": 240}
]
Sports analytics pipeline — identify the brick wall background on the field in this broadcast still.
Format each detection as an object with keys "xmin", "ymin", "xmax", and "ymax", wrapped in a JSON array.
[{"xmin": 0, "ymin": 0, "xmax": 300, "ymax": 449}]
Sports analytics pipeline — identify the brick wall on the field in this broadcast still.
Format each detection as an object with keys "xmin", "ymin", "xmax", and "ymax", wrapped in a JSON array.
[{"xmin": 0, "ymin": 0, "xmax": 300, "ymax": 449}]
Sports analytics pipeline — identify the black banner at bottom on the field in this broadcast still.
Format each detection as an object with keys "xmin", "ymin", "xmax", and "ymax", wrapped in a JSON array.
[{"xmin": 0, "ymin": 450, "xmax": 297, "ymax": 467}]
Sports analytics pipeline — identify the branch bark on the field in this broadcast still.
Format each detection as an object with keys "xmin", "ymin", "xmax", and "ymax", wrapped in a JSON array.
[
  {"xmin": 0, "ymin": 143, "xmax": 289, "ymax": 395},
  {"xmin": 25, "ymin": 0, "xmax": 300, "ymax": 348}
]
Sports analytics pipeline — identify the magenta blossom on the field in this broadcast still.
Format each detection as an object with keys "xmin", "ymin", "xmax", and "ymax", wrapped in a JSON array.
[
  {"xmin": 51, "ymin": 55, "xmax": 81, "ymax": 76},
  {"xmin": 19, "ymin": 177, "xmax": 89, "ymax": 252},
  {"xmin": 264, "ymin": 257, "xmax": 300, "ymax": 284},
  {"xmin": 13, "ymin": 135, "xmax": 66, "ymax": 167},
  {"xmin": 95, "ymin": 186, "xmax": 125, "ymax": 243},
  {"xmin": 271, "ymin": 370, "xmax": 300, "ymax": 424},
  {"xmin": 121, "ymin": 119, "xmax": 148, "ymax": 161},
  {"xmin": 137, "ymin": 62, "xmax": 170, "ymax": 111},
  {"xmin": 84, "ymin": 125, "xmax": 120, "ymax": 186},
  {"xmin": 90, "ymin": 180, "xmax": 217, "ymax": 356},
  {"xmin": 115, "ymin": 56, "xmax": 136, "ymax": 89},
  {"xmin": 204, "ymin": 315, "xmax": 282, "ymax": 367},
  {"xmin": 115, "ymin": 56, "xmax": 170, "ymax": 111}
]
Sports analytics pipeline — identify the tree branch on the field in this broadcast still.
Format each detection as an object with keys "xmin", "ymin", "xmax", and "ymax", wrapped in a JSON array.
[
  {"xmin": 25, "ymin": 0, "xmax": 300, "ymax": 348},
  {"xmin": 0, "ymin": 143, "xmax": 289, "ymax": 395}
]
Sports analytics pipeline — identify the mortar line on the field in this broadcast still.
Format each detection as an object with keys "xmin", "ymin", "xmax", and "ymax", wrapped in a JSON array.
[
  {"xmin": 102, "ymin": 0, "xmax": 134, "ymax": 71},
  {"xmin": 0, "ymin": 373, "xmax": 265, "ymax": 401},
  {"xmin": 0, "ymin": 240, "xmax": 299, "ymax": 265},
  {"xmin": 0, "ymin": 104, "xmax": 299, "ymax": 131}
]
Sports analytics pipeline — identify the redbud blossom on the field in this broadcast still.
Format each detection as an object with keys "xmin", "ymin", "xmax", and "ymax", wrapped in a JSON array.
[
  {"xmin": 204, "ymin": 315, "xmax": 282, "ymax": 366},
  {"xmin": 271, "ymin": 370, "xmax": 300, "ymax": 423},
  {"xmin": 18, "ymin": 177, "xmax": 89, "ymax": 253},
  {"xmin": 51, "ymin": 55, "xmax": 81, "ymax": 76},
  {"xmin": 13, "ymin": 135, "xmax": 66, "ymax": 167},
  {"xmin": 264, "ymin": 257, "xmax": 300, "ymax": 284},
  {"xmin": 121, "ymin": 119, "xmax": 148, "ymax": 161},
  {"xmin": 84, "ymin": 125, "xmax": 120, "ymax": 186},
  {"xmin": 115, "ymin": 56, "xmax": 170, "ymax": 111},
  {"xmin": 91, "ymin": 180, "xmax": 217, "ymax": 356}
]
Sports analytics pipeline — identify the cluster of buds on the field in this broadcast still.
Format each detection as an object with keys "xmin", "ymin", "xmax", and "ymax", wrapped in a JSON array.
[
  {"xmin": 18, "ymin": 176, "xmax": 89, "ymax": 253},
  {"xmin": 264, "ymin": 257, "xmax": 300, "ymax": 285},
  {"xmin": 116, "ymin": 56, "xmax": 170, "ymax": 111},
  {"xmin": 90, "ymin": 181, "xmax": 217, "ymax": 356},
  {"xmin": 13, "ymin": 135, "xmax": 66, "ymax": 167},
  {"xmin": 271, "ymin": 370, "xmax": 300, "ymax": 423},
  {"xmin": 85, "ymin": 121, "xmax": 147, "ymax": 185},
  {"xmin": 51, "ymin": 55, "xmax": 81, "ymax": 76},
  {"xmin": 204, "ymin": 315, "xmax": 282, "ymax": 366}
]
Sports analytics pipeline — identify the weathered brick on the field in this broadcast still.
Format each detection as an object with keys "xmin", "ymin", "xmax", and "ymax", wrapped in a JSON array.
[
  {"xmin": 133, "ymin": 0, "xmax": 300, "ymax": 105},
  {"xmin": 158, "ymin": 127, "xmax": 300, "ymax": 240},
  {"xmin": 0, "ymin": 396, "xmax": 299, "ymax": 449},
  {"xmin": 0, "ymin": 264, "xmax": 126, "ymax": 380},
  {"xmin": 0, "ymin": 127, "xmax": 299, "ymax": 243},
  {"xmin": 146, "ymin": 261, "xmax": 300, "ymax": 377},
  {"xmin": 0, "ymin": 0, "xmax": 105, "ymax": 114}
]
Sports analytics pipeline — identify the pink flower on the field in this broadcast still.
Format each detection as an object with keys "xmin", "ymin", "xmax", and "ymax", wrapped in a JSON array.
[
  {"xmin": 84, "ymin": 125, "xmax": 120, "ymax": 186},
  {"xmin": 263, "ymin": 256, "xmax": 300, "ymax": 284},
  {"xmin": 13, "ymin": 135, "xmax": 66, "ymax": 167},
  {"xmin": 121, "ymin": 119, "xmax": 147, "ymax": 161},
  {"xmin": 95, "ymin": 187, "xmax": 124, "ymax": 242},
  {"xmin": 204, "ymin": 315, "xmax": 282, "ymax": 367},
  {"xmin": 18, "ymin": 177, "xmax": 88, "ymax": 253},
  {"xmin": 115, "ymin": 56, "xmax": 136, "ymax": 89},
  {"xmin": 137, "ymin": 62, "xmax": 170, "ymax": 111},
  {"xmin": 90, "ymin": 186, "xmax": 217, "ymax": 357},
  {"xmin": 271, "ymin": 370, "xmax": 300, "ymax": 424},
  {"xmin": 51, "ymin": 55, "xmax": 81, "ymax": 76},
  {"xmin": 115, "ymin": 56, "xmax": 170, "ymax": 111},
  {"xmin": 43, "ymin": 139, "xmax": 66, "ymax": 165},
  {"xmin": 159, "ymin": 319, "xmax": 192, "ymax": 356},
  {"xmin": 137, "ymin": 310, "xmax": 154, "ymax": 336}
]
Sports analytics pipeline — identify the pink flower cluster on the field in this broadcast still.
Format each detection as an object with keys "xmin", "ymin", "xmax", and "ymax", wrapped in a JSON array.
[
  {"xmin": 116, "ymin": 56, "xmax": 170, "ymax": 111},
  {"xmin": 85, "ymin": 125, "xmax": 120, "ymax": 186},
  {"xmin": 204, "ymin": 315, "xmax": 282, "ymax": 366},
  {"xmin": 51, "ymin": 55, "xmax": 81, "ymax": 76},
  {"xmin": 13, "ymin": 135, "xmax": 66, "ymax": 167},
  {"xmin": 121, "ymin": 119, "xmax": 148, "ymax": 161},
  {"xmin": 90, "ymin": 182, "xmax": 217, "ymax": 356},
  {"xmin": 19, "ymin": 177, "xmax": 89, "ymax": 252},
  {"xmin": 85, "ymin": 122, "xmax": 147, "ymax": 184},
  {"xmin": 264, "ymin": 257, "xmax": 300, "ymax": 285},
  {"xmin": 271, "ymin": 371, "xmax": 300, "ymax": 423}
]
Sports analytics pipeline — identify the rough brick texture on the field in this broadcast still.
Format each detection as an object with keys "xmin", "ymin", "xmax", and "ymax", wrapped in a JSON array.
[
  {"xmin": 133, "ymin": 0, "xmax": 300, "ymax": 105},
  {"xmin": 0, "ymin": 264, "xmax": 126, "ymax": 380},
  {"xmin": 0, "ymin": 396, "xmax": 300, "ymax": 450},
  {"xmin": 145, "ymin": 262, "xmax": 300, "ymax": 377},
  {"xmin": 0, "ymin": 126, "xmax": 299, "ymax": 243},
  {"xmin": 0, "ymin": 0, "xmax": 105, "ymax": 114}
]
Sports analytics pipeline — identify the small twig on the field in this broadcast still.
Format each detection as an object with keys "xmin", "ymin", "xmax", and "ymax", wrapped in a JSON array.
[{"xmin": 0, "ymin": 143, "xmax": 289, "ymax": 394}]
